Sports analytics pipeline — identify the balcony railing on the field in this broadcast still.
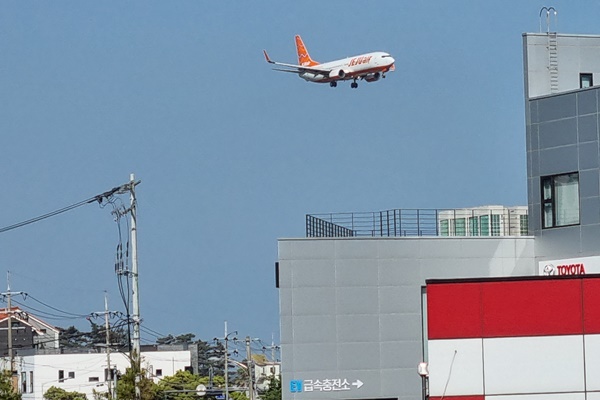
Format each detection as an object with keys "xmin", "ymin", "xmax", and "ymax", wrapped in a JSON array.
[{"xmin": 306, "ymin": 207, "xmax": 528, "ymax": 238}]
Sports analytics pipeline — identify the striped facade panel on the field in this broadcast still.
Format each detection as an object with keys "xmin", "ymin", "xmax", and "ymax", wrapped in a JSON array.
[
  {"xmin": 428, "ymin": 339, "xmax": 483, "ymax": 397},
  {"xmin": 481, "ymin": 280, "xmax": 582, "ymax": 337},
  {"xmin": 483, "ymin": 335, "xmax": 584, "ymax": 394},
  {"xmin": 583, "ymin": 279, "xmax": 600, "ymax": 333},
  {"xmin": 427, "ymin": 276, "xmax": 600, "ymax": 399},
  {"xmin": 427, "ymin": 282, "xmax": 482, "ymax": 339},
  {"xmin": 427, "ymin": 279, "xmax": 586, "ymax": 340},
  {"xmin": 585, "ymin": 334, "xmax": 600, "ymax": 391},
  {"xmin": 488, "ymin": 394, "xmax": 586, "ymax": 400}
]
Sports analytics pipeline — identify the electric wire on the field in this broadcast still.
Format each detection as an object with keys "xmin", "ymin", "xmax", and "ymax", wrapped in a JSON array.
[
  {"xmin": 10, "ymin": 300, "xmax": 83, "ymax": 321},
  {"xmin": 25, "ymin": 294, "xmax": 90, "ymax": 318},
  {"xmin": 0, "ymin": 185, "xmax": 125, "ymax": 234}
]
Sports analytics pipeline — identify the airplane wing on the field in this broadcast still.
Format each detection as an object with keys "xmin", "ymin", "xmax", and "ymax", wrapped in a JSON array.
[{"xmin": 263, "ymin": 50, "xmax": 331, "ymax": 75}]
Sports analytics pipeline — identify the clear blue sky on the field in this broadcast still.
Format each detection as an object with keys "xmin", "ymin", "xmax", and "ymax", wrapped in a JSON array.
[{"xmin": 0, "ymin": 1, "xmax": 596, "ymax": 347}]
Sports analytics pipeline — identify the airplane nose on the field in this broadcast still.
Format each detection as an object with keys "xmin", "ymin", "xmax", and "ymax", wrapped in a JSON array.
[{"xmin": 387, "ymin": 56, "xmax": 395, "ymax": 65}]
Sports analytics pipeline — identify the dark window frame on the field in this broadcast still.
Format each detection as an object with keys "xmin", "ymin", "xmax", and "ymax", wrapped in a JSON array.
[
  {"xmin": 580, "ymin": 73, "xmax": 593, "ymax": 88},
  {"xmin": 541, "ymin": 172, "xmax": 580, "ymax": 229}
]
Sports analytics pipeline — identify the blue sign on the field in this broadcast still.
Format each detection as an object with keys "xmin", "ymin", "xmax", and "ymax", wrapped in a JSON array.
[{"xmin": 290, "ymin": 380, "xmax": 303, "ymax": 393}]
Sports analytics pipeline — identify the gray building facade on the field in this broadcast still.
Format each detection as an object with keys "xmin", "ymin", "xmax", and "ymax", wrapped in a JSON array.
[
  {"xmin": 278, "ymin": 237, "xmax": 534, "ymax": 400},
  {"xmin": 277, "ymin": 32, "xmax": 600, "ymax": 400}
]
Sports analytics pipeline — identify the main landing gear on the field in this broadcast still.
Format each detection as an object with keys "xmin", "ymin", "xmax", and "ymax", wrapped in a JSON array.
[
  {"xmin": 330, "ymin": 81, "xmax": 337, "ymax": 87},
  {"xmin": 351, "ymin": 80, "xmax": 358, "ymax": 89}
]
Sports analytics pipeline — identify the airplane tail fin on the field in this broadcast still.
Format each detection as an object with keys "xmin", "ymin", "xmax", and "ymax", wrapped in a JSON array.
[{"xmin": 295, "ymin": 35, "xmax": 319, "ymax": 66}]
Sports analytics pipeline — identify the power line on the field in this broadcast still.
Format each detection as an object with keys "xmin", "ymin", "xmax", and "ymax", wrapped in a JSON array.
[{"xmin": 0, "ymin": 184, "xmax": 127, "ymax": 234}]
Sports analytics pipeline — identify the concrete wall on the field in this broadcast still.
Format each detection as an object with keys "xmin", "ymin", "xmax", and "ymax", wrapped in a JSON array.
[{"xmin": 278, "ymin": 236, "xmax": 535, "ymax": 400}]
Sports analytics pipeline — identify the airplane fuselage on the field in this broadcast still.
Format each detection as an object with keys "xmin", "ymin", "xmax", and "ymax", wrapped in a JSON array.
[{"xmin": 298, "ymin": 52, "xmax": 393, "ymax": 83}]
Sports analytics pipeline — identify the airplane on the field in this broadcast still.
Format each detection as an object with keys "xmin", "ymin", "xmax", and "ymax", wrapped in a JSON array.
[{"xmin": 263, "ymin": 35, "xmax": 395, "ymax": 89}]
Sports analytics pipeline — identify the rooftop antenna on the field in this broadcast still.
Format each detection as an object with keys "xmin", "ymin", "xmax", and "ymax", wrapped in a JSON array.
[{"xmin": 539, "ymin": 7, "xmax": 558, "ymax": 33}]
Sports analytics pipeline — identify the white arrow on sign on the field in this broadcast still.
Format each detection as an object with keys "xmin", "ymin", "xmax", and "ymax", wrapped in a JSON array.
[{"xmin": 352, "ymin": 379, "xmax": 363, "ymax": 389}]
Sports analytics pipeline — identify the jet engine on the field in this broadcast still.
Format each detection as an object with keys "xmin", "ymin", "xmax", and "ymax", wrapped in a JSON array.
[
  {"xmin": 329, "ymin": 69, "xmax": 347, "ymax": 79},
  {"xmin": 364, "ymin": 72, "xmax": 381, "ymax": 82}
]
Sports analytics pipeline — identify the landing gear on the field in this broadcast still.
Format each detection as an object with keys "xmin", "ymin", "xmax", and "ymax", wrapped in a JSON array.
[
  {"xmin": 351, "ymin": 81, "xmax": 358, "ymax": 89},
  {"xmin": 330, "ymin": 81, "xmax": 337, "ymax": 88}
]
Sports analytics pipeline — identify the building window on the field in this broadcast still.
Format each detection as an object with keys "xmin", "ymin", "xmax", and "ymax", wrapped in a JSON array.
[
  {"xmin": 520, "ymin": 215, "xmax": 529, "ymax": 235},
  {"xmin": 491, "ymin": 214, "xmax": 501, "ymax": 236},
  {"xmin": 480, "ymin": 215, "xmax": 490, "ymax": 236},
  {"xmin": 21, "ymin": 371, "xmax": 27, "ymax": 393},
  {"xmin": 440, "ymin": 219, "xmax": 449, "ymax": 236},
  {"xmin": 469, "ymin": 217, "xmax": 479, "ymax": 236},
  {"xmin": 455, "ymin": 218, "xmax": 466, "ymax": 236},
  {"xmin": 156, "ymin": 369, "xmax": 163, "ymax": 377},
  {"xmin": 542, "ymin": 172, "xmax": 580, "ymax": 228},
  {"xmin": 89, "ymin": 377, "xmax": 99, "ymax": 382},
  {"xmin": 581, "ymin": 73, "xmax": 593, "ymax": 88},
  {"xmin": 105, "ymin": 368, "xmax": 116, "ymax": 381},
  {"xmin": 58, "ymin": 370, "xmax": 64, "ymax": 382},
  {"xmin": 30, "ymin": 371, "xmax": 33, "ymax": 393},
  {"xmin": 68, "ymin": 372, "xmax": 75, "ymax": 379}
]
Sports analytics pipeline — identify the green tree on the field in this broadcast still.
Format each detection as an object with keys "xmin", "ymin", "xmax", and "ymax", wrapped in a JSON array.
[
  {"xmin": 87, "ymin": 321, "xmax": 128, "ymax": 348},
  {"xmin": 156, "ymin": 333, "xmax": 195, "ymax": 345},
  {"xmin": 59, "ymin": 322, "xmax": 128, "ymax": 349},
  {"xmin": 59, "ymin": 326, "xmax": 89, "ymax": 348},
  {"xmin": 261, "ymin": 378, "xmax": 281, "ymax": 400},
  {"xmin": 0, "ymin": 370, "xmax": 21, "ymax": 400},
  {"xmin": 43, "ymin": 386, "xmax": 87, "ymax": 400},
  {"xmin": 116, "ymin": 367, "xmax": 159, "ymax": 400},
  {"xmin": 157, "ymin": 370, "xmax": 203, "ymax": 400},
  {"xmin": 229, "ymin": 391, "xmax": 249, "ymax": 400},
  {"xmin": 197, "ymin": 375, "xmax": 224, "ymax": 389}
]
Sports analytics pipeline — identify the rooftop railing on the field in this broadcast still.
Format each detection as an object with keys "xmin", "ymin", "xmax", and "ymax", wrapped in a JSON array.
[{"xmin": 306, "ymin": 207, "xmax": 528, "ymax": 238}]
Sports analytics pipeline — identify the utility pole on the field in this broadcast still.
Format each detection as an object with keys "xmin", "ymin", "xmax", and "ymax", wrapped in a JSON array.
[
  {"xmin": 92, "ymin": 292, "xmax": 117, "ymax": 400},
  {"xmin": 262, "ymin": 334, "xmax": 280, "ymax": 380},
  {"xmin": 2, "ymin": 272, "xmax": 24, "ymax": 377},
  {"xmin": 245, "ymin": 337, "xmax": 254, "ymax": 400},
  {"xmin": 113, "ymin": 174, "xmax": 142, "ymax": 400},
  {"xmin": 224, "ymin": 322, "xmax": 229, "ymax": 400},
  {"xmin": 129, "ymin": 173, "xmax": 141, "ymax": 400},
  {"xmin": 105, "ymin": 294, "xmax": 114, "ymax": 400},
  {"xmin": 216, "ymin": 321, "xmax": 237, "ymax": 400}
]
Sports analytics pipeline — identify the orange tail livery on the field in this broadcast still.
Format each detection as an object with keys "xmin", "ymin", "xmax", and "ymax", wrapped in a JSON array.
[{"xmin": 295, "ymin": 35, "xmax": 319, "ymax": 66}]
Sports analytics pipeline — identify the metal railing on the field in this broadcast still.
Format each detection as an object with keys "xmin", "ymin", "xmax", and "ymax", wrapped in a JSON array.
[{"xmin": 306, "ymin": 207, "xmax": 528, "ymax": 238}]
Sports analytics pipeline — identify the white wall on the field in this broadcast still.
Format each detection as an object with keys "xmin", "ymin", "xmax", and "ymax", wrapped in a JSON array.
[
  {"xmin": 524, "ymin": 33, "xmax": 600, "ymax": 98},
  {"xmin": 19, "ymin": 350, "xmax": 190, "ymax": 400}
]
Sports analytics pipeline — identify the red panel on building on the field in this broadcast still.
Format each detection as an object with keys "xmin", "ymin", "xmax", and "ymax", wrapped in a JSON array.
[
  {"xmin": 482, "ymin": 279, "xmax": 583, "ymax": 337},
  {"xmin": 583, "ymin": 277, "xmax": 600, "ymax": 334},
  {"xmin": 427, "ymin": 282, "xmax": 482, "ymax": 339}
]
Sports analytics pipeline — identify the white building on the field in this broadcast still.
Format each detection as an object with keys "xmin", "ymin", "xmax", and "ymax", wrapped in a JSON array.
[
  {"xmin": 254, "ymin": 360, "xmax": 281, "ymax": 392},
  {"xmin": 19, "ymin": 350, "xmax": 191, "ymax": 400},
  {"xmin": 438, "ymin": 206, "xmax": 528, "ymax": 237}
]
